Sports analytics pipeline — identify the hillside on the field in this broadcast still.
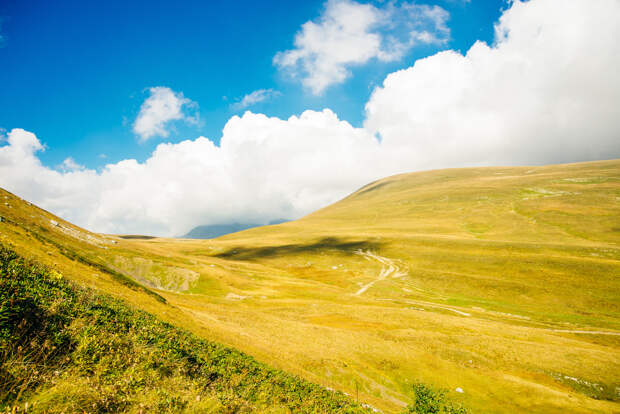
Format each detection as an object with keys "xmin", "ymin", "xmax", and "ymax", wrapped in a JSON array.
[
  {"xmin": 0, "ymin": 245, "xmax": 369, "ymax": 413},
  {"xmin": 1, "ymin": 159, "xmax": 619, "ymax": 413}
]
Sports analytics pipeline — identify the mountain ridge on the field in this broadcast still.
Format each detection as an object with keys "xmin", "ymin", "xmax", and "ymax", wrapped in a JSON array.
[{"xmin": 181, "ymin": 219, "xmax": 288, "ymax": 239}]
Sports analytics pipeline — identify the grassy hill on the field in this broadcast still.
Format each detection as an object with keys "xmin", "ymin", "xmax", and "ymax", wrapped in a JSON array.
[
  {"xmin": 1, "ymin": 159, "xmax": 619, "ymax": 413},
  {"xmin": 0, "ymin": 245, "xmax": 370, "ymax": 413}
]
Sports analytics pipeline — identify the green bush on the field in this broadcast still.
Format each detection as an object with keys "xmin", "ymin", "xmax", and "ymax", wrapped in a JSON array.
[{"xmin": 403, "ymin": 383, "xmax": 469, "ymax": 414}]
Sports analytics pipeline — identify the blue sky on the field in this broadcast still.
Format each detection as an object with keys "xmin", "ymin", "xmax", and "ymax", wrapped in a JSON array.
[
  {"xmin": 1, "ymin": 0, "xmax": 617, "ymax": 236},
  {"xmin": 0, "ymin": 0, "xmax": 503, "ymax": 169}
]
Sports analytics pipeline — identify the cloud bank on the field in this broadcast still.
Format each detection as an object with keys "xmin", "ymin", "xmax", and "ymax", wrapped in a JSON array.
[
  {"xmin": 1, "ymin": 113, "xmax": 381, "ymax": 236},
  {"xmin": 133, "ymin": 87, "xmax": 198, "ymax": 141},
  {"xmin": 274, "ymin": 0, "xmax": 450, "ymax": 94},
  {"xmin": 1, "ymin": 0, "xmax": 619, "ymax": 236},
  {"xmin": 365, "ymin": 0, "xmax": 620, "ymax": 168}
]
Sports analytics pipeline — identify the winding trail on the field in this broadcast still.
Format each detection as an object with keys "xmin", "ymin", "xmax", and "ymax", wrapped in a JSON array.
[
  {"xmin": 354, "ymin": 250, "xmax": 408, "ymax": 295},
  {"xmin": 352, "ymin": 251, "xmax": 620, "ymax": 335}
]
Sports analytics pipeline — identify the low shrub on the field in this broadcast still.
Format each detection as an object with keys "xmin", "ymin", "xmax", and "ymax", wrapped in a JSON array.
[{"xmin": 403, "ymin": 383, "xmax": 469, "ymax": 414}]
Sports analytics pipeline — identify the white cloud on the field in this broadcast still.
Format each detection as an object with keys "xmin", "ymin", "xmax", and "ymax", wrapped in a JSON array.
[
  {"xmin": 365, "ymin": 0, "xmax": 620, "ymax": 168},
  {"xmin": 0, "ymin": 113, "xmax": 383, "ymax": 236},
  {"xmin": 132, "ymin": 87, "xmax": 198, "ymax": 141},
  {"xmin": 59, "ymin": 157, "xmax": 84, "ymax": 172},
  {"xmin": 274, "ymin": 0, "xmax": 450, "ymax": 94},
  {"xmin": 1, "ymin": 0, "xmax": 619, "ymax": 237},
  {"xmin": 231, "ymin": 89, "xmax": 281, "ymax": 111}
]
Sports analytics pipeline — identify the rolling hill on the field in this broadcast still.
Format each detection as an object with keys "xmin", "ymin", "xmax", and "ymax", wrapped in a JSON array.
[{"xmin": 1, "ymin": 159, "xmax": 619, "ymax": 413}]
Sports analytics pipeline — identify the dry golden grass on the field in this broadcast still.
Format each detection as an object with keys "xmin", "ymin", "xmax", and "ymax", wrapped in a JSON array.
[{"xmin": 1, "ymin": 159, "xmax": 619, "ymax": 413}]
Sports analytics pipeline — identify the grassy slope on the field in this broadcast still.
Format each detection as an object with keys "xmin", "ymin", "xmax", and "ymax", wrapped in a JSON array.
[
  {"xmin": 0, "ymin": 245, "xmax": 368, "ymax": 413},
  {"xmin": 1, "ymin": 159, "xmax": 619, "ymax": 413}
]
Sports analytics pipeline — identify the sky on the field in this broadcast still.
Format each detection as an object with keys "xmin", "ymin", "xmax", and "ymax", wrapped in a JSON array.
[{"xmin": 1, "ymin": 0, "xmax": 619, "ymax": 236}]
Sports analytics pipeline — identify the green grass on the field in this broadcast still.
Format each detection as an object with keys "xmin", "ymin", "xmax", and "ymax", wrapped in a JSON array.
[{"xmin": 0, "ymin": 244, "xmax": 374, "ymax": 413}]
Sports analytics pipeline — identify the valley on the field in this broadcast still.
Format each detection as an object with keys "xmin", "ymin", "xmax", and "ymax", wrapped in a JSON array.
[{"xmin": 1, "ymin": 159, "xmax": 619, "ymax": 413}]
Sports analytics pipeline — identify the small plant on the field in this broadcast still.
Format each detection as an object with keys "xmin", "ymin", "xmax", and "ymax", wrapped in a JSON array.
[{"xmin": 403, "ymin": 383, "xmax": 470, "ymax": 414}]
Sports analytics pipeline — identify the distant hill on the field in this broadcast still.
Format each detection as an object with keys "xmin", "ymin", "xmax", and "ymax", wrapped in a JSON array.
[{"xmin": 182, "ymin": 219, "xmax": 287, "ymax": 239}]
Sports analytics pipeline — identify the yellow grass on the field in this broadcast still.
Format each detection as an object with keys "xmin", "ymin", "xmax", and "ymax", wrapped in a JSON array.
[{"xmin": 1, "ymin": 159, "xmax": 619, "ymax": 413}]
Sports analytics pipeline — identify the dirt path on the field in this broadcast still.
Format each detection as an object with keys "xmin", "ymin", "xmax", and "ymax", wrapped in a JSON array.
[
  {"xmin": 352, "ymin": 253, "xmax": 620, "ymax": 331},
  {"xmin": 354, "ymin": 250, "xmax": 408, "ymax": 295}
]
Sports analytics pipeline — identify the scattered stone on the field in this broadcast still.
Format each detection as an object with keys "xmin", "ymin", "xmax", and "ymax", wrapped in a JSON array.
[
  {"xmin": 455, "ymin": 387, "xmax": 464, "ymax": 393},
  {"xmin": 361, "ymin": 403, "xmax": 382, "ymax": 413},
  {"xmin": 50, "ymin": 219, "xmax": 58, "ymax": 226},
  {"xmin": 225, "ymin": 292, "xmax": 249, "ymax": 300}
]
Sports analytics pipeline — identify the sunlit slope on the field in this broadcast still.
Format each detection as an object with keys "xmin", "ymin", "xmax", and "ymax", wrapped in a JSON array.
[
  {"xmin": 185, "ymin": 159, "xmax": 618, "ymax": 413},
  {"xmin": 217, "ymin": 160, "xmax": 620, "ymax": 327},
  {"xmin": 1, "ymin": 159, "xmax": 619, "ymax": 413},
  {"xmin": 247, "ymin": 159, "xmax": 619, "ymax": 243},
  {"xmin": 0, "ymin": 246, "xmax": 370, "ymax": 413},
  {"xmin": 0, "ymin": 192, "xmax": 372, "ymax": 412}
]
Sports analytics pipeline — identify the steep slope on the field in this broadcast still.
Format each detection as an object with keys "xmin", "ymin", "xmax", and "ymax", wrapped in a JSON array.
[
  {"xmin": 0, "ymin": 245, "xmax": 368, "ymax": 413},
  {"xmin": 1, "ymin": 159, "xmax": 619, "ymax": 413}
]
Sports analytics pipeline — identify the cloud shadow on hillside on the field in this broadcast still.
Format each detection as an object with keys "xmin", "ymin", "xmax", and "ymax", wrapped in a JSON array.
[{"xmin": 214, "ymin": 237, "xmax": 382, "ymax": 261}]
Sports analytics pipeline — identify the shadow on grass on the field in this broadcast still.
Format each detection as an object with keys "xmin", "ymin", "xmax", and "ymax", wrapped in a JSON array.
[
  {"xmin": 215, "ymin": 237, "xmax": 382, "ymax": 261},
  {"xmin": 118, "ymin": 235, "xmax": 157, "ymax": 240}
]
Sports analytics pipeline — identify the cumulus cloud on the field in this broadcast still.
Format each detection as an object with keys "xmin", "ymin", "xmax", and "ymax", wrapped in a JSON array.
[
  {"xmin": 132, "ymin": 87, "xmax": 198, "ymax": 141},
  {"xmin": 1, "ymin": 0, "xmax": 619, "ymax": 236},
  {"xmin": 58, "ymin": 157, "xmax": 85, "ymax": 172},
  {"xmin": 274, "ymin": 0, "xmax": 450, "ymax": 94},
  {"xmin": 365, "ymin": 0, "xmax": 620, "ymax": 168},
  {"xmin": 0, "ymin": 113, "xmax": 384, "ymax": 236},
  {"xmin": 231, "ymin": 89, "xmax": 281, "ymax": 111}
]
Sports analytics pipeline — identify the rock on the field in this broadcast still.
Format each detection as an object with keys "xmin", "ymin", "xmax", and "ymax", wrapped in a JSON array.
[
  {"xmin": 455, "ymin": 387, "xmax": 464, "ymax": 393},
  {"xmin": 50, "ymin": 219, "xmax": 58, "ymax": 226}
]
